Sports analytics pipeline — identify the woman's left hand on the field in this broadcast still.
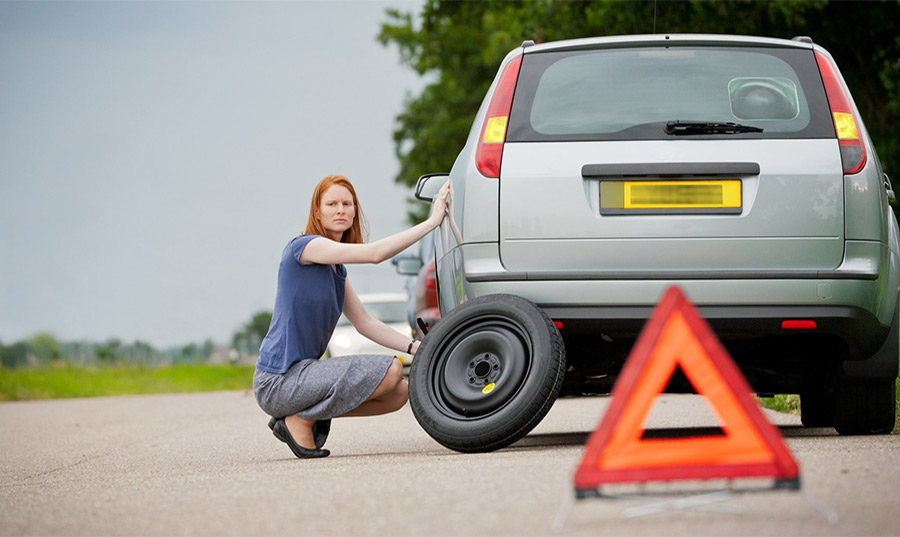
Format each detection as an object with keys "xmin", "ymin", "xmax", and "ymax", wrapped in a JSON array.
[{"xmin": 428, "ymin": 180, "xmax": 452, "ymax": 228}]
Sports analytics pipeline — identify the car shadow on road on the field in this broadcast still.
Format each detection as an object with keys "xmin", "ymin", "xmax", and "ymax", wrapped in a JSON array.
[
  {"xmin": 510, "ymin": 432, "xmax": 591, "ymax": 450},
  {"xmin": 509, "ymin": 425, "xmax": 837, "ymax": 451},
  {"xmin": 779, "ymin": 425, "xmax": 839, "ymax": 437}
]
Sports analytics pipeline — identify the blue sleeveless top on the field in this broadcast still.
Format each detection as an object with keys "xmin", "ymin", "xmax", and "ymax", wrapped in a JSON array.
[{"xmin": 256, "ymin": 235, "xmax": 347, "ymax": 374}]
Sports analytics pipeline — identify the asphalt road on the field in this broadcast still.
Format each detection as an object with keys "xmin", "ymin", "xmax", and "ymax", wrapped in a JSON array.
[{"xmin": 2, "ymin": 390, "xmax": 899, "ymax": 536}]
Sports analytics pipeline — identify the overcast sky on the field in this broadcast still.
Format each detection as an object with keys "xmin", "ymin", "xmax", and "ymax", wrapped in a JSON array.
[{"xmin": 0, "ymin": 0, "xmax": 428, "ymax": 348}]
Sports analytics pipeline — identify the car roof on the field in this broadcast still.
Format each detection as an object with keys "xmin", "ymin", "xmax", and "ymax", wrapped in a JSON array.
[
  {"xmin": 357, "ymin": 292, "xmax": 408, "ymax": 303},
  {"xmin": 523, "ymin": 33, "xmax": 815, "ymax": 54}
]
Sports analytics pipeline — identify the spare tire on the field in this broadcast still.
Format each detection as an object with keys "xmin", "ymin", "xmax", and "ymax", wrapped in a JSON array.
[{"xmin": 409, "ymin": 294, "xmax": 566, "ymax": 452}]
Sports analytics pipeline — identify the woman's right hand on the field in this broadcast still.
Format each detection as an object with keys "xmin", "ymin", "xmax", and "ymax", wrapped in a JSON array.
[{"xmin": 428, "ymin": 180, "xmax": 452, "ymax": 228}]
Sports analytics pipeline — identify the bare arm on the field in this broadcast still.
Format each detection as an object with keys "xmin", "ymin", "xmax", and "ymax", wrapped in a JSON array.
[
  {"xmin": 300, "ymin": 180, "xmax": 451, "ymax": 266},
  {"xmin": 342, "ymin": 281, "xmax": 419, "ymax": 354}
]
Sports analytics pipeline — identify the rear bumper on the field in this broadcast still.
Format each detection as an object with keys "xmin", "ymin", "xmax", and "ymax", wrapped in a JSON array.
[
  {"xmin": 460, "ymin": 271, "xmax": 894, "ymax": 361},
  {"xmin": 450, "ymin": 238, "xmax": 895, "ymax": 328},
  {"xmin": 435, "ymin": 238, "xmax": 898, "ymax": 372},
  {"xmin": 542, "ymin": 303, "xmax": 887, "ymax": 359}
]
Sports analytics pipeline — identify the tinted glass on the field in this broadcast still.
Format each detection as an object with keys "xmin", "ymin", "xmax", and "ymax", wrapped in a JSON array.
[{"xmin": 508, "ymin": 46, "xmax": 832, "ymax": 141}]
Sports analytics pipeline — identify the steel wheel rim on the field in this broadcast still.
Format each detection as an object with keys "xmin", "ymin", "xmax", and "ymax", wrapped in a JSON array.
[{"xmin": 431, "ymin": 317, "xmax": 532, "ymax": 418}]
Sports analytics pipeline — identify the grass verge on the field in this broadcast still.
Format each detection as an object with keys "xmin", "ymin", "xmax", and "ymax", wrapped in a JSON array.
[
  {"xmin": 757, "ymin": 393, "xmax": 801, "ymax": 415},
  {"xmin": 0, "ymin": 363, "xmax": 255, "ymax": 401}
]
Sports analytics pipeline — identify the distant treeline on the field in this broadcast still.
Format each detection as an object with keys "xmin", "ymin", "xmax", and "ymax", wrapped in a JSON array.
[
  {"xmin": 2, "ymin": 310, "xmax": 274, "ymax": 369},
  {"xmin": 0, "ymin": 333, "xmax": 223, "ymax": 369}
]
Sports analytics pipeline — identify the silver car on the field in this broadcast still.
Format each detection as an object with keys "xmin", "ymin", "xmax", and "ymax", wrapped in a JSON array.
[{"xmin": 411, "ymin": 34, "xmax": 899, "ymax": 452}]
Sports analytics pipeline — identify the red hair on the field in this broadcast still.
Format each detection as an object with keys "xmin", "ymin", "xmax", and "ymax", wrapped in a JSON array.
[{"xmin": 304, "ymin": 174, "xmax": 369, "ymax": 244}]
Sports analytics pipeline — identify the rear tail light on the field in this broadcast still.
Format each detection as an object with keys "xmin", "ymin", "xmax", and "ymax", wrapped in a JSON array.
[
  {"xmin": 781, "ymin": 320, "xmax": 817, "ymax": 330},
  {"xmin": 475, "ymin": 55, "xmax": 522, "ymax": 178},
  {"xmin": 815, "ymin": 51, "xmax": 867, "ymax": 175},
  {"xmin": 421, "ymin": 261, "xmax": 438, "ymax": 309}
]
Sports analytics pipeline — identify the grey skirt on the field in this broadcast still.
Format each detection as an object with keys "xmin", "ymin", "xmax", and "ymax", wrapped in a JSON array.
[{"xmin": 253, "ymin": 354, "xmax": 394, "ymax": 446}]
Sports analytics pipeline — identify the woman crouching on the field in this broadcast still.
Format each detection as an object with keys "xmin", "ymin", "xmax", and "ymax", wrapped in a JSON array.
[{"xmin": 253, "ymin": 174, "xmax": 450, "ymax": 458}]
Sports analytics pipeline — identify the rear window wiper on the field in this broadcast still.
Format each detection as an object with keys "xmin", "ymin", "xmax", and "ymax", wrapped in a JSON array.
[{"xmin": 665, "ymin": 120, "xmax": 764, "ymax": 135}]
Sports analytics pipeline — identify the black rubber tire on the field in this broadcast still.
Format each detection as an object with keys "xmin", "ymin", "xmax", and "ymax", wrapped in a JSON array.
[
  {"xmin": 800, "ymin": 389, "xmax": 834, "ymax": 428},
  {"xmin": 409, "ymin": 294, "xmax": 566, "ymax": 453},
  {"xmin": 834, "ymin": 378, "xmax": 896, "ymax": 435},
  {"xmin": 833, "ymin": 301, "xmax": 898, "ymax": 435}
]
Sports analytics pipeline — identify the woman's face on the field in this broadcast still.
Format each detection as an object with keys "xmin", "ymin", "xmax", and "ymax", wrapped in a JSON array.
[{"xmin": 317, "ymin": 184, "xmax": 356, "ymax": 241}]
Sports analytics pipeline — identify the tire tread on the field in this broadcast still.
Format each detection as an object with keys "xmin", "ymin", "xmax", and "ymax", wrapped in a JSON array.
[
  {"xmin": 409, "ymin": 294, "xmax": 566, "ymax": 453},
  {"xmin": 834, "ymin": 378, "xmax": 895, "ymax": 435}
]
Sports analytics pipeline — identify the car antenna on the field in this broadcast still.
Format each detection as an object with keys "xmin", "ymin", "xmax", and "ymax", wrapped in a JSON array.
[{"xmin": 653, "ymin": 0, "xmax": 658, "ymax": 33}]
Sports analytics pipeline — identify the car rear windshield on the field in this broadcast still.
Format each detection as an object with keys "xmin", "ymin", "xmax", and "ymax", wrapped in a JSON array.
[{"xmin": 507, "ymin": 46, "xmax": 833, "ymax": 142}]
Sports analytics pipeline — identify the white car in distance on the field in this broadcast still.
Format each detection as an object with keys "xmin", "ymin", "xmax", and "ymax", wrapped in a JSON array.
[{"xmin": 327, "ymin": 293, "xmax": 414, "ymax": 364}]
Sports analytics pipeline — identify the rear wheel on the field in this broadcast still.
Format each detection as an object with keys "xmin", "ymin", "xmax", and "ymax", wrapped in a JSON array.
[
  {"xmin": 834, "ymin": 303, "xmax": 898, "ymax": 435},
  {"xmin": 409, "ymin": 294, "xmax": 565, "ymax": 453},
  {"xmin": 834, "ymin": 378, "xmax": 896, "ymax": 435}
]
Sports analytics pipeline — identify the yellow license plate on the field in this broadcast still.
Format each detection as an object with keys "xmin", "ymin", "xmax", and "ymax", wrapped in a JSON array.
[{"xmin": 600, "ymin": 180, "xmax": 742, "ymax": 214}]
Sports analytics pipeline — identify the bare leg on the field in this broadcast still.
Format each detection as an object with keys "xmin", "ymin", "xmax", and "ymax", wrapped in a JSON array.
[
  {"xmin": 342, "ymin": 358, "xmax": 409, "ymax": 417},
  {"xmin": 283, "ymin": 414, "xmax": 318, "ymax": 449}
]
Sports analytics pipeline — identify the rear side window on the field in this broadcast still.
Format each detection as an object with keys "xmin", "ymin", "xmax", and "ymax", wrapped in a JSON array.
[{"xmin": 508, "ymin": 46, "xmax": 833, "ymax": 142}]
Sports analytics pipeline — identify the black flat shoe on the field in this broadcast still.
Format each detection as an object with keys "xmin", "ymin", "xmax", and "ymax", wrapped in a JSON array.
[
  {"xmin": 269, "ymin": 416, "xmax": 330, "ymax": 449},
  {"xmin": 272, "ymin": 419, "xmax": 330, "ymax": 459}
]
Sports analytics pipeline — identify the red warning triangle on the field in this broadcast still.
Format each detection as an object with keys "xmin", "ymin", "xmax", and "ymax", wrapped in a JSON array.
[{"xmin": 574, "ymin": 286, "xmax": 799, "ymax": 491}]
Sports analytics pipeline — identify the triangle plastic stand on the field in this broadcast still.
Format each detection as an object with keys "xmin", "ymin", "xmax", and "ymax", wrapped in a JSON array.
[{"xmin": 574, "ymin": 285, "xmax": 799, "ymax": 494}]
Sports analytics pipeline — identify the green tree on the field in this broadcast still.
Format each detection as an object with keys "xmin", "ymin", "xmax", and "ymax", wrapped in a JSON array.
[
  {"xmin": 231, "ymin": 311, "xmax": 273, "ymax": 355},
  {"xmin": 200, "ymin": 339, "xmax": 216, "ymax": 361},
  {"xmin": 29, "ymin": 332, "xmax": 62, "ymax": 364},
  {"xmin": 95, "ymin": 338, "xmax": 122, "ymax": 365},
  {"xmin": 129, "ymin": 340, "xmax": 156, "ymax": 365},
  {"xmin": 0, "ymin": 340, "xmax": 29, "ymax": 368},
  {"xmin": 380, "ymin": 0, "xmax": 900, "ymax": 223},
  {"xmin": 178, "ymin": 343, "xmax": 198, "ymax": 364}
]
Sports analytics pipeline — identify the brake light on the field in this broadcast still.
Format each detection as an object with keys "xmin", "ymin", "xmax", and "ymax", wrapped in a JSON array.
[
  {"xmin": 781, "ymin": 320, "xmax": 817, "ymax": 330},
  {"xmin": 475, "ymin": 55, "xmax": 522, "ymax": 178},
  {"xmin": 815, "ymin": 51, "xmax": 867, "ymax": 175}
]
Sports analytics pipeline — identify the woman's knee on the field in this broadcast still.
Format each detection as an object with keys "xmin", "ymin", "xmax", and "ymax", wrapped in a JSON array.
[
  {"xmin": 385, "ymin": 358, "xmax": 404, "ymax": 386},
  {"xmin": 371, "ymin": 358, "xmax": 404, "ymax": 399},
  {"xmin": 387, "ymin": 378, "xmax": 409, "ymax": 411}
]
